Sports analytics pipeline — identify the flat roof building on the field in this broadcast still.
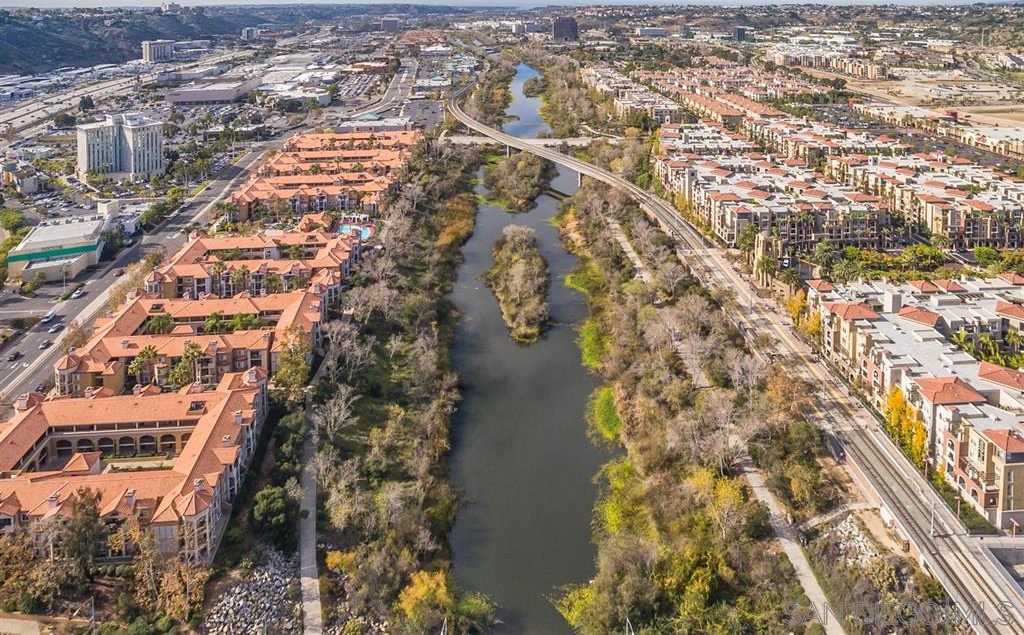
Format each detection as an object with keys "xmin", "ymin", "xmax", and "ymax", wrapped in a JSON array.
[
  {"xmin": 76, "ymin": 113, "xmax": 165, "ymax": 182},
  {"xmin": 142, "ymin": 40, "xmax": 175, "ymax": 64}
]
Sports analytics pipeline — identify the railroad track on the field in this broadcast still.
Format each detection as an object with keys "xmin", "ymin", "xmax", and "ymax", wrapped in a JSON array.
[{"xmin": 447, "ymin": 82, "xmax": 1024, "ymax": 634}]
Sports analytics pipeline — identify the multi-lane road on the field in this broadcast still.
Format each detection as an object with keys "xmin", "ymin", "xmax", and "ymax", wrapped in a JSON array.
[
  {"xmin": 448, "ymin": 93, "xmax": 1024, "ymax": 634},
  {"xmin": 0, "ymin": 51, "xmax": 250, "ymax": 137},
  {"xmin": 0, "ymin": 57, "xmax": 420, "ymax": 407}
]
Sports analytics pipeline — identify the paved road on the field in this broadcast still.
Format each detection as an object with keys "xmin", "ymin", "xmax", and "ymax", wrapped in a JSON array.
[
  {"xmin": 0, "ymin": 57, "xmax": 420, "ymax": 408},
  {"xmin": 0, "ymin": 51, "xmax": 250, "ymax": 137},
  {"xmin": 0, "ymin": 143, "xmax": 270, "ymax": 406},
  {"xmin": 448, "ymin": 90, "xmax": 1024, "ymax": 635}
]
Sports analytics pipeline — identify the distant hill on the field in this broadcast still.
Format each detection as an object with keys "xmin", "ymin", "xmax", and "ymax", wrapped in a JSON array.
[{"xmin": 0, "ymin": 4, "xmax": 468, "ymax": 75}]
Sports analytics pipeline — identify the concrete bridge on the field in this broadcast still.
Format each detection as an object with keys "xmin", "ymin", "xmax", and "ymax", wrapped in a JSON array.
[{"xmin": 442, "ymin": 134, "xmax": 603, "ymax": 148}]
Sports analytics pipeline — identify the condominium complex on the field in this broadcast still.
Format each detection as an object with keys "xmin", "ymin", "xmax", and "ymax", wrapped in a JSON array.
[
  {"xmin": 54, "ymin": 288, "xmax": 323, "ymax": 398},
  {"xmin": 854, "ymin": 103, "xmax": 1024, "ymax": 161},
  {"xmin": 76, "ymin": 113, "xmax": 166, "ymax": 181},
  {"xmin": 230, "ymin": 130, "xmax": 420, "ymax": 218},
  {"xmin": 580, "ymin": 67, "xmax": 682, "ymax": 124},
  {"xmin": 0, "ymin": 369, "xmax": 268, "ymax": 564},
  {"xmin": 768, "ymin": 44, "xmax": 889, "ymax": 80},
  {"xmin": 654, "ymin": 137, "xmax": 901, "ymax": 251},
  {"xmin": 0, "ymin": 209, "xmax": 375, "ymax": 563},
  {"xmin": 142, "ymin": 39, "xmax": 175, "ymax": 63},
  {"xmin": 827, "ymin": 153, "xmax": 1024, "ymax": 249},
  {"xmin": 808, "ymin": 276, "xmax": 1024, "ymax": 530}
]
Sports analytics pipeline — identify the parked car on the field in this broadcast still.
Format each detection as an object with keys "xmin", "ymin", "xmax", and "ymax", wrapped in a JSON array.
[
  {"xmin": 6, "ymin": 351, "xmax": 22, "ymax": 362},
  {"xmin": 39, "ymin": 340, "xmax": 51, "ymax": 349}
]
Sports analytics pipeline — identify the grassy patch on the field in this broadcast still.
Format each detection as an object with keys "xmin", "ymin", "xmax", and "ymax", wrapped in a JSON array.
[
  {"xmin": 586, "ymin": 385, "xmax": 621, "ymax": 443},
  {"xmin": 577, "ymin": 317, "xmax": 608, "ymax": 371},
  {"xmin": 564, "ymin": 259, "xmax": 607, "ymax": 301}
]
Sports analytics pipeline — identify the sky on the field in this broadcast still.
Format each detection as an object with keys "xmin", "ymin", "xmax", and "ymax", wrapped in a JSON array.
[{"xmin": 3, "ymin": 0, "xmax": 999, "ymax": 8}]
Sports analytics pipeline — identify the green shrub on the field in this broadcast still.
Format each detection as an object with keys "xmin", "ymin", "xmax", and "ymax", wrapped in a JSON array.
[{"xmin": 586, "ymin": 385, "xmax": 621, "ymax": 443}]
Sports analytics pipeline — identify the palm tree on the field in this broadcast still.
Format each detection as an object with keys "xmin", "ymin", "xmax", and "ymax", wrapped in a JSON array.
[
  {"xmin": 145, "ymin": 313, "xmax": 173, "ymax": 335},
  {"xmin": 127, "ymin": 345, "xmax": 158, "ymax": 385},
  {"xmin": 1007, "ymin": 329, "xmax": 1022, "ymax": 354},
  {"xmin": 203, "ymin": 311, "xmax": 225, "ymax": 334}
]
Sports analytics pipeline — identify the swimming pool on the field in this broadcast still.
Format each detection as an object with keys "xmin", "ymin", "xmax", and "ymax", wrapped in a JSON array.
[{"xmin": 338, "ymin": 224, "xmax": 372, "ymax": 241}]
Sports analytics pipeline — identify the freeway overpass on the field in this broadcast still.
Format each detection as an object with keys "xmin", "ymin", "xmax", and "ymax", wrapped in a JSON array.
[{"xmin": 448, "ymin": 88, "xmax": 1024, "ymax": 635}]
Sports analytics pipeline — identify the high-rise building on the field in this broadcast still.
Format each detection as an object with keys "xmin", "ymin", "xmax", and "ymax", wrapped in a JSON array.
[
  {"xmin": 734, "ymin": 26, "xmax": 748, "ymax": 42},
  {"xmin": 511, "ymin": 21, "xmax": 526, "ymax": 35},
  {"xmin": 380, "ymin": 17, "xmax": 401, "ymax": 33},
  {"xmin": 142, "ymin": 39, "xmax": 175, "ymax": 63},
  {"xmin": 551, "ymin": 16, "xmax": 578, "ymax": 42},
  {"xmin": 240, "ymin": 27, "xmax": 260, "ymax": 41},
  {"xmin": 76, "ymin": 114, "xmax": 166, "ymax": 181}
]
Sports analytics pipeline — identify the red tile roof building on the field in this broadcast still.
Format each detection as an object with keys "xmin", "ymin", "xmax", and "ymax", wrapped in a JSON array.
[
  {"xmin": 0, "ymin": 368, "xmax": 268, "ymax": 563},
  {"xmin": 230, "ymin": 131, "xmax": 420, "ymax": 219}
]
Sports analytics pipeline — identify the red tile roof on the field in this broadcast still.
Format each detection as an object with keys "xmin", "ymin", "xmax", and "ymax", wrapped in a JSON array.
[
  {"xmin": 914, "ymin": 377, "xmax": 986, "ymax": 406},
  {"xmin": 897, "ymin": 305, "xmax": 942, "ymax": 328},
  {"xmin": 825, "ymin": 302, "xmax": 879, "ymax": 322},
  {"xmin": 982, "ymin": 429, "xmax": 1024, "ymax": 456},
  {"xmin": 978, "ymin": 361, "xmax": 1024, "ymax": 392}
]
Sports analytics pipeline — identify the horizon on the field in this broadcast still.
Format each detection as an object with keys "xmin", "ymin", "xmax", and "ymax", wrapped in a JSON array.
[{"xmin": 0, "ymin": 0, "xmax": 1009, "ymax": 9}]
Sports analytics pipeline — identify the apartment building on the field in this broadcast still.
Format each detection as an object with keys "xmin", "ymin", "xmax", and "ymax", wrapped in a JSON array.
[
  {"xmin": 672, "ymin": 91, "xmax": 744, "ymax": 128},
  {"xmin": 581, "ymin": 66, "xmax": 682, "ymax": 124},
  {"xmin": 635, "ymin": 66, "xmax": 829, "ymax": 104},
  {"xmin": 230, "ymin": 130, "xmax": 419, "ymax": 219},
  {"xmin": 144, "ymin": 218, "xmax": 365, "ymax": 306},
  {"xmin": 655, "ymin": 122, "xmax": 756, "ymax": 157},
  {"xmin": 769, "ymin": 44, "xmax": 889, "ymax": 80},
  {"xmin": 744, "ymin": 118, "xmax": 905, "ymax": 166},
  {"xmin": 810, "ymin": 277, "xmax": 1024, "ymax": 530},
  {"xmin": 854, "ymin": 104, "xmax": 1024, "ymax": 160},
  {"xmin": 828, "ymin": 153, "xmax": 1024, "ymax": 248},
  {"xmin": 0, "ymin": 367, "xmax": 268, "ymax": 563},
  {"xmin": 76, "ymin": 114, "xmax": 166, "ymax": 181},
  {"xmin": 656, "ymin": 150, "xmax": 900, "ymax": 251},
  {"xmin": 54, "ymin": 289, "xmax": 324, "ymax": 398},
  {"xmin": 142, "ymin": 40, "xmax": 175, "ymax": 63}
]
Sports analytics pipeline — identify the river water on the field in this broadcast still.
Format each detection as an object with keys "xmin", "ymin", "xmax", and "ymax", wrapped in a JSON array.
[{"xmin": 448, "ymin": 64, "xmax": 606, "ymax": 634}]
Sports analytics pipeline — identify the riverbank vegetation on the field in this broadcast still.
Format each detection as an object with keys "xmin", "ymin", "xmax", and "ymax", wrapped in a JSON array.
[
  {"xmin": 482, "ymin": 152, "xmax": 555, "ymax": 211},
  {"xmin": 312, "ymin": 138, "xmax": 496, "ymax": 633},
  {"xmin": 485, "ymin": 225, "xmax": 550, "ymax": 343},
  {"xmin": 515, "ymin": 48, "xmax": 616, "ymax": 137},
  {"xmin": 554, "ymin": 181, "xmax": 814, "ymax": 632},
  {"xmin": 560, "ymin": 178, "xmax": 959, "ymax": 632},
  {"xmin": 463, "ymin": 62, "xmax": 516, "ymax": 128}
]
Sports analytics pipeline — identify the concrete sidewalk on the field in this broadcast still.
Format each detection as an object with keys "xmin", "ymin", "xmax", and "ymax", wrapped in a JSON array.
[{"xmin": 742, "ymin": 459, "xmax": 847, "ymax": 635}]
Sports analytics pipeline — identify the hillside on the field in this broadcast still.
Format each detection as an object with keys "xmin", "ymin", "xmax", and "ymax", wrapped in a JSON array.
[{"xmin": 0, "ymin": 4, "xmax": 469, "ymax": 74}]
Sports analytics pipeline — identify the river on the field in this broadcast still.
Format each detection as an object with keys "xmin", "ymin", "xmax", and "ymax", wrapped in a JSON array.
[{"xmin": 448, "ymin": 64, "xmax": 606, "ymax": 634}]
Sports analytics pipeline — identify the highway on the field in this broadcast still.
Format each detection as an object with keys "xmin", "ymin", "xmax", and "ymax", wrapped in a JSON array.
[
  {"xmin": 0, "ymin": 56, "xmax": 419, "ymax": 408},
  {"xmin": 0, "ymin": 51, "xmax": 251, "ymax": 137},
  {"xmin": 448, "ymin": 90, "xmax": 1024, "ymax": 634}
]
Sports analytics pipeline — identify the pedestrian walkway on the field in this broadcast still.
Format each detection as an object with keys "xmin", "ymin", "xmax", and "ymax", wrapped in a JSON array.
[
  {"xmin": 741, "ymin": 458, "xmax": 847, "ymax": 635},
  {"xmin": 299, "ymin": 364, "xmax": 328, "ymax": 634}
]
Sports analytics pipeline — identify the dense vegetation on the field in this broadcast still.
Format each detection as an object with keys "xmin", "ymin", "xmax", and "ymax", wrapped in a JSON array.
[
  {"xmin": 485, "ymin": 224, "xmax": 550, "ymax": 343},
  {"xmin": 811, "ymin": 241, "xmax": 956, "ymax": 283},
  {"xmin": 554, "ymin": 181, "xmax": 813, "ymax": 633},
  {"xmin": 517, "ymin": 49, "xmax": 620, "ymax": 137},
  {"xmin": 312, "ymin": 139, "xmax": 496, "ymax": 633},
  {"xmin": 482, "ymin": 152, "xmax": 555, "ymax": 211},
  {"xmin": 463, "ymin": 62, "xmax": 516, "ymax": 128}
]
